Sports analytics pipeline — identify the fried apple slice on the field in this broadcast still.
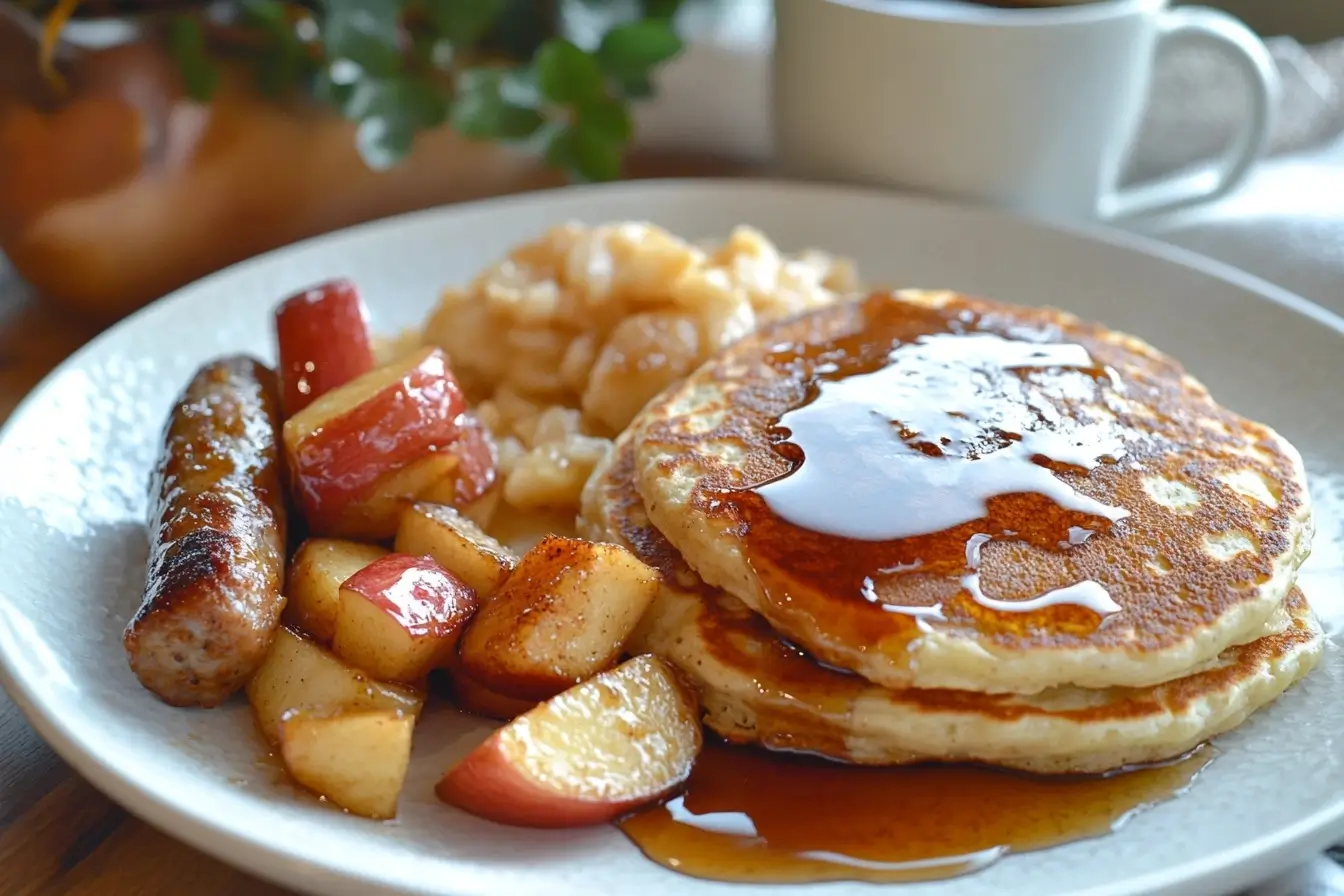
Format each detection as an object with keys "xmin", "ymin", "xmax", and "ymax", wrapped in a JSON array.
[
  {"xmin": 284, "ymin": 347, "xmax": 496, "ymax": 539},
  {"xmin": 279, "ymin": 708, "xmax": 414, "ymax": 819},
  {"xmin": 246, "ymin": 627, "xmax": 422, "ymax": 745},
  {"xmin": 332, "ymin": 554, "xmax": 479, "ymax": 682},
  {"xmin": 395, "ymin": 503, "xmax": 516, "ymax": 598},
  {"xmin": 274, "ymin": 278, "xmax": 375, "ymax": 418},
  {"xmin": 435, "ymin": 655, "xmax": 701, "ymax": 827},
  {"xmin": 457, "ymin": 536, "xmax": 659, "ymax": 701},
  {"xmin": 285, "ymin": 538, "xmax": 388, "ymax": 643},
  {"xmin": 450, "ymin": 666, "xmax": 536, "ymax": 721}
]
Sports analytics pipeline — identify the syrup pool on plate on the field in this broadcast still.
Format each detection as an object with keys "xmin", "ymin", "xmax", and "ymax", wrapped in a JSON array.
[{"xmin": 619, "ymin": 742, "xmax": 1211, "ymax": 884}]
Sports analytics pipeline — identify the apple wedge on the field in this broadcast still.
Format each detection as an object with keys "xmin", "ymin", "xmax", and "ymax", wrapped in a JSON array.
[
  {"xmin": 279, "ymin": 708, "xmax": 414, "ymax": 820},
  {"xmin": 435, "ymin": 655, "xmax": 702, "ymax": 828},
  {"xmin": 457, "ymin": 536, "xmax": 660, "ymax": 701},
  {"xmin": 395, "ymin": 503, "xmax": 517, "ymax": 598},
  {"xmin": 283, "ymin": 346, "xmax": 498, "ymax": 539},
  {"xmin": 246, "ymin": 627, "xmax": 423, "ymax": 745},
  {"xmin": 332, "ymin": 553, "xmax": 479, "ymax": 682},
  {"xmin": 450, "ymin": 667, "xmax": 536, "ymax": 721},
  {"xmin": 285, "ymin": 538, "xmax": 388, "ymax": 643},
  {"xmin": 274, "ymin": 278, "xmax": 375, "ymax": 418}
]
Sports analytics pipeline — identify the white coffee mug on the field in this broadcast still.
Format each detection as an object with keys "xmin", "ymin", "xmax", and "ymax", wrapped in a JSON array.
[{"xmin": 773, "ymin": 0, "xmax": 1280, "ymax": 223}]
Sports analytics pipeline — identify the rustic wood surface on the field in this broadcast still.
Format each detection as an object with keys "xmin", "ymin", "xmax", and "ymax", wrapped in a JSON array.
[{"xmin": 0, "ymin": 156, "xmax": 749, "ymax": 896}]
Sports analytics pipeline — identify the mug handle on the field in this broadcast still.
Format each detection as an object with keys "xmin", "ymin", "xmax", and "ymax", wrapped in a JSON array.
[{"xmin": 1098, "ymin": 6, "xmax": 1280, "ymax": 222}]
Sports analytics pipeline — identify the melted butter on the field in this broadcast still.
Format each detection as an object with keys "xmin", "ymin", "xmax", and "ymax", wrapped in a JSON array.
[
  {"xmin": 756, "ymin": 332, "xmax": 1128, "ymax": 542},
  {"xmin": 619, "ymin": 742, "xmax": 1210, "ymax": 884},
  {"xmin": 721, "ymin": 295, "xmax": 1132, "ymax": 636}
]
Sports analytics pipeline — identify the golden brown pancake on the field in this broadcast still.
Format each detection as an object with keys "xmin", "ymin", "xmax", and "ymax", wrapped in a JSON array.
[
  {"xmin": 582, "ymin": 432, "xmax": 1323, "ymax": 773},
  {"xmin": 630, "ymin": 290, "xmax": 1314, "ymax": 694}
]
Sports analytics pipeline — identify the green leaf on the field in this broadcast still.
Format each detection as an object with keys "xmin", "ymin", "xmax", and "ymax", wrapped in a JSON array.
[
  {"xmin": 321, "ymin": 0, "xmax": 405, "ymax": 78},
  {"xmin": 578, "ymin": 97, "xmax": 632, "ymax": 144},
  {"xmin": 313, "ymin": 69, "xmax": 356, "ymax": 111},
  {"xmin": 240, "ymin": 1, "xmax": 310, "ymax": 97},
  {"xmin": 644, "ymin": 0, "xmax": 684, "ymax": 20},
  {"xmin": 535, "ymin": 38, "xmax": 603, "ymax": 105},
  {"xmin": 571, "ymin": 126, "xmax": 623, "ymax": 181},
  {"xmin": 167, "ymin": 17, "xmax": 220, "ymax": 102},
  {"xmin": 545, "ymin": 125, "xmax": 576, "ymax": 172},
  {"xmin": 425, "ymin": 0, "xmax": 504, "ymax": 49},
  {"xmin": 451, "ymin": 68, "xmax": 545, "ymax": 141},
  {"xmin": 239, "ymin": 0, "xmax": 289, "ymax": 27},
  {"xmin": 549, "ymin": 123, "xmax": 624, "ymax": 183},
  {"xmin": 479, "ymin": 0, "xmax": 554, "ymax": 60},
  {"xmin": 616, "ymin": 72, "xmax": 654, "ymax": 100},
  {"xmin": 349, "ymin": 77, "xmax": 449, "ymax": 169},
  {"xmin": 596, "ymin": 21, "xmax": 682, "ymax": 79}
]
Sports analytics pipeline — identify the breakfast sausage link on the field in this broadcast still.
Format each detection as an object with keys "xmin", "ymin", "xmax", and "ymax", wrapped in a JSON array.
[{"xmin": 124, "ymin": 356, "xmax": 288, "ymax": 708}]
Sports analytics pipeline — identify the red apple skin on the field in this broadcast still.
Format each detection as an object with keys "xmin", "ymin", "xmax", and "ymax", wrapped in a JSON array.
[
  {"xmin": 287, "ymin": 349, "xmax": 473, "ymax": 532},
  {"xmin": 341, "ymin": 553, "xmax": 479, "ymax": 639},
  {"xmin": 275, "ymin": 278, "xmax": 375, "ymax": 418},
  {"xmin": 435, "ymin": 732, "xmax": 666, "ymax": 828},
  {"xmin": 446, "ymin": 416, "xmax": 498, "ymax": 505}
]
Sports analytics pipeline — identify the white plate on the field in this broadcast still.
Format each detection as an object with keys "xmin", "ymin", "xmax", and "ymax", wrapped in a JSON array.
[{"xmin": 0, "ymin": 181, "xmax": 1341, "ymax": 896}]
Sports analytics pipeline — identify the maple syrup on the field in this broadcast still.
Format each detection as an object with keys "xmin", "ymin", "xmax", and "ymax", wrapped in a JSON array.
[
  {"xmin": 620, "ymin": 742, "xmax": 1210, "ymax": 884},
  {"xmin": 705, "ymin": 293, "xmax": 1143, "ymax": 660}
]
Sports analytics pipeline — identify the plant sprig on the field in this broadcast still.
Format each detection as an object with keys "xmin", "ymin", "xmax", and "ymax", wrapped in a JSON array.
[{"xmin": 158, "ymin": 0, "xmax": 686, "ymax": 180}]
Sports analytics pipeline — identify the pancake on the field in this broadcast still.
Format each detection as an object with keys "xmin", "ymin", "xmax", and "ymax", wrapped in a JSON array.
[
  {"xmin": 582, "ymin": 433, "xmax": 1323, "ymax": 773},
  {"xmin": 631, "ymin": 289, "xmax": 1314, "ymax": 694}
]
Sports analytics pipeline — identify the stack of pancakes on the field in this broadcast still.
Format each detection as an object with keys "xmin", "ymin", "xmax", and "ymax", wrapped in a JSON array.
[{"xmin": 579, "ymin": 289, "xmax": 1322, "ymax": 774}]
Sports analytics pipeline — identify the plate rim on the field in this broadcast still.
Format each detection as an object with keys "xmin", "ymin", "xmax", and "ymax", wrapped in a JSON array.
[{"xmin": 2, "ymin": 177, "xmax": 1343, "ymax": 896}]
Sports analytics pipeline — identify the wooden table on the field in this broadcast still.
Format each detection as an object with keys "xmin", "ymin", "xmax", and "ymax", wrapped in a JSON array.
[{"xmin": 0, "ymin": 156, "xmax": 752, "ymax": 896}]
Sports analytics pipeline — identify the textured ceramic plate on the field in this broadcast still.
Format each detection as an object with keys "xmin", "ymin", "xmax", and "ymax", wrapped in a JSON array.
[{"xmin": 0, "ymin": 181, "xmax": 1341, "ymax": 896}]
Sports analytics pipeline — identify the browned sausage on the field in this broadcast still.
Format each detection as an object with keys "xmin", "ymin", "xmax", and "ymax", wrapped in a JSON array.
[{"xmin": 124, "ymin": 356, "xmax": 288, "ymax": 707}]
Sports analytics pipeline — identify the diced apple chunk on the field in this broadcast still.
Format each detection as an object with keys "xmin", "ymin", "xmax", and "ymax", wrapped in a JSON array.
[
  {"xmin": 274, "ymin": 278, "xmax": 376, "ymax": 418},
  {"xmin": 456, "ymin": 483, "xmax": 502, "ymax": 530},
  {"xmin": 283, "ymin": 347, "xmax": 497, "ymax": 539},
  {"xmin": 279, "ymin": 709, "xmax": 414, "ymax": 820},
  {"xmin": 457, "ymin": 536, "xmax": 660, "ymax": 701},
  {"xmin": 395, "ymin": 503, "xmax": 517, "ymax": 598},
  {"xmin": 435, "ymin": 655, "xmax": 702, "ymax": 828},
  {"xmin": 334, "ymin": 452, "xmax": 461, "ymax": 541},
  {"xmin": 285, "ymin": 539, "xmax": 388, "ymax": 643},
  {"xmin": 246, "ymin": 628, "xmax": 423, "ymax": 745},
  {"xmin": 333, "ymin": 554, "xmax": 479, "ymax": 682},
  {"xmin": 451, "ymin": 667, "xmax": 536, "ymax": 721},
  {"xmin": 417, "ymin": 416, "xmax": 499, "ymax": 510}
]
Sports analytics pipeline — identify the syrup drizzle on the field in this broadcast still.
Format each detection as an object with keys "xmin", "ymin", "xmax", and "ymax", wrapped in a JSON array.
[
  {"xmin": 752, "ymin": 325, "xmax": 1128, "ymax": 618},
  {"xmin": 963, "ymin": 533, "xmax": 1121, "ymax": 615}
]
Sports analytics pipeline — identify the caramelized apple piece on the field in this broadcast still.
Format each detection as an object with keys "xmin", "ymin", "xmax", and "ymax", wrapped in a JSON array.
[
  {"xmin": 332, "ymin": 553, "xmax": 479, "ymax": 682},
  {"xmin": 274, "ymin": 278, "xmax": 376, "ymax": 417},
  {"xmin": 450, "ymin": 666, "xmax": 536, "ymax": 721},
  {"xmin": 395, "ymin": 502, "xmax": 517, "ymax": 598},
  {"xmin": 283, "ymin": 347, "xmax": 497, "ymax": 539},
  {"xmin": 457, "ymin": 536, "xmax": 660, "ymax": 701},
  {"xmin": 245, "ymin": 628, "xmax": 422, "ymax": 745},
  {"xmin": 435, "ymin": 655, "xmax": 702, "ymax": 828},
  {"xmin": 285, "ymin": 538, "xmax": 388, "ymax": 643},
  {"xmin": 279, "ymin": 708, "xmax": 414, "ymax": 819}
]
